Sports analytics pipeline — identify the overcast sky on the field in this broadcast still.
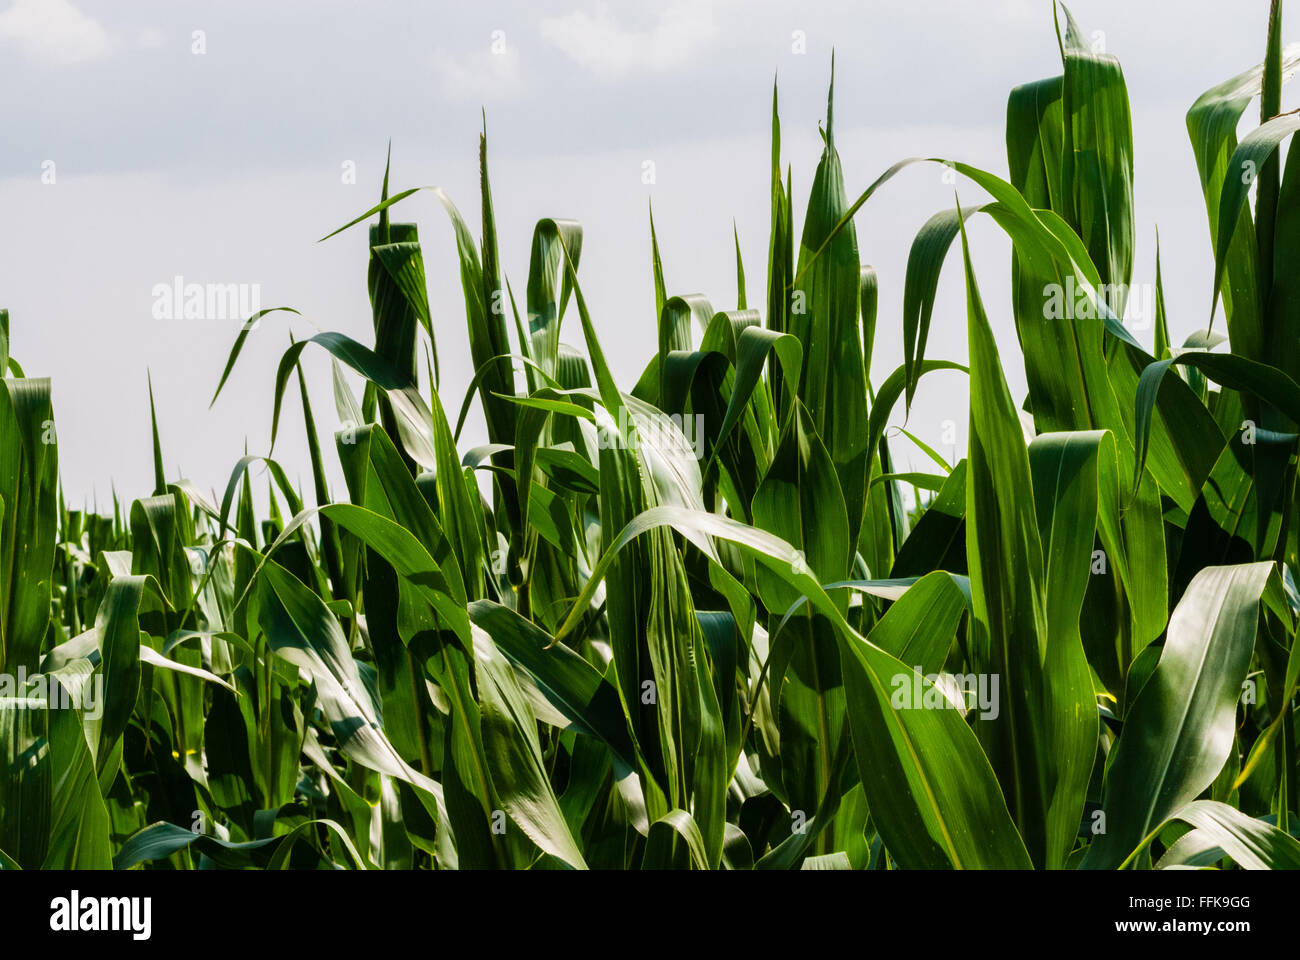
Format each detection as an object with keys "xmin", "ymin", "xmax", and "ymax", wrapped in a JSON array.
[{"xmin": 0, "ymin": 0, "xmax": 1284, "ymax": 509}]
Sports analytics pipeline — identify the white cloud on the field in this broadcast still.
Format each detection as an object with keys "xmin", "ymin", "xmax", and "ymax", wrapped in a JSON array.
[
  {"xmin": 0, "ymin": 0, "xmax": 111, "ymax": 66},
  {"xmin": 539, "ymin": 1, "xmax": 719, "ymax": 79},
  {"xmin": 432, "ymin": 40, "xmax": 523, "ymax": 102}
]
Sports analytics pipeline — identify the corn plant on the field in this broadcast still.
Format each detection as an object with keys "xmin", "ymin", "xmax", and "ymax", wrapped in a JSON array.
[{"xmin": 2, "ymin": 1, "xmax": 1300, "ymax": 870}]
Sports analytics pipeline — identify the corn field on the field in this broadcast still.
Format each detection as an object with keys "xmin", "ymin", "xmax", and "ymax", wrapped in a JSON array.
[{"xmin": 3, "ymin": 1, "xmax": 1300, "ymax": 872}]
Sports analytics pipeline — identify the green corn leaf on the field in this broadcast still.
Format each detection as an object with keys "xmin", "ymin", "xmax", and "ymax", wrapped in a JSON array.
[{"xmin": 1085, "ymin": 562, "xmax": 1278, "ymax": 869}]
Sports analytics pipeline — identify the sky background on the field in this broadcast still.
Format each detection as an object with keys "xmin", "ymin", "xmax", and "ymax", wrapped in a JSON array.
[{"xmin": 0, "ymin": 0, "xmax": 1285, "ymax": 509}]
